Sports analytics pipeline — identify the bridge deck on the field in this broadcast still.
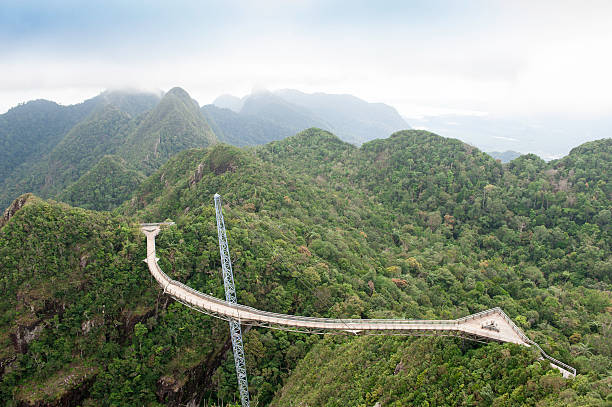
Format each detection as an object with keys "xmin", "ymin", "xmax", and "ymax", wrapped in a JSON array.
[{"xmin": 141, "ymin": 224, "xmax": 575, "ymax": 378}]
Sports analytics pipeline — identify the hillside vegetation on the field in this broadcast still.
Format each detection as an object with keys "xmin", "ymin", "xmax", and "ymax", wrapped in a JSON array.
[
  {"xmin": 58, "ymin": 155, "xmax": 145, "ymax": 211},
  {"xmin": 0, "ymin": 88, "xmax": 215, "ymax": 210},
  {"xmin": 0, "ymin": 130, "xmax": 610, "ymax": 406}
]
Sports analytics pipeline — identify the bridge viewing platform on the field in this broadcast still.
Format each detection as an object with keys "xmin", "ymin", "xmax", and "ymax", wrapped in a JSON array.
[{"xmin": 141, "ymin": 223, "xmax": 576, "ymax": 378}]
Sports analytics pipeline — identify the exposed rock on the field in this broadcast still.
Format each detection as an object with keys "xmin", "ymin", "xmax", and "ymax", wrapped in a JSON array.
[
  {"xmin": 156, "ymin": 326, "xmax": 251, "ymax": 406},
  {"xmin": 16, "ymin": 368, "xmax": 97, "ymax": 407},
  {"xmin": 1, "ymin": 193, "xmax": 34, "ymax": 228},
  {"xmin": 81, "ymin": 319, "xmax": 99, "ymax": 335},
  {"xmin": 11, "ymin": 322, "xmax": 44, "ymax": 354},
  {"xmin": 189, "ymin": 163, "xmax": 205, "ymax": 187}
]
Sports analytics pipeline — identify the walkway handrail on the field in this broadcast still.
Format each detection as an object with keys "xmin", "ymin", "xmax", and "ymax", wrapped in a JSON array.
[
  {"xmin": 153, "ymin": 252, "xmax": 460, "ymax": 326},
  {"xmin": 527, "ymin": 339, "xmax": 577, "ymax": 376}
]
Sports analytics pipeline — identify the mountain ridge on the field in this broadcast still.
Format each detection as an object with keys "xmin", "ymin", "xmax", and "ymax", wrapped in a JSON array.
[{"xmin": 212, "ymin": 89, "xmax": 410, "ymax": 145}]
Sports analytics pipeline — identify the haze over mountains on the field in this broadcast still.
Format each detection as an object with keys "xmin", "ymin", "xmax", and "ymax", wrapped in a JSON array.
[
  {"xmin": 1, "ymin": 86, "xmax": 609, "ymax": 210},
  {"xmin": 0, "ymin": 87, "xmax": 411, "ymax": 209},
  {"xmin": 209, "ymin": 89, "xmax": 410, "ymax": 145},
  {"xmin": 410, "ymin": 114, "xmax": 612, "ymax": 161},
  {"xmin": 0, "ymin": 87, "xmax": 217, "ymax": 209}
]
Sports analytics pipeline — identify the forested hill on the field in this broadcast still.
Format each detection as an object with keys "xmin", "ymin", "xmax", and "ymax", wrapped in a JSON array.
[
  {"xmin": 121, "ymin": 87, "xmax": 216, "ymax": 173},
  {"xmin": 58, "ymin": 155, "xmax": 144, "ymax": 211},
  {"xmin": 0, "ymin": 90, "xmax": 159, "ymax": 186},
  {"xmin": 0, "ymin": 130, "xmax": 610, "ymax": 406},
  {"xmin": 0, "ymin": 88, "xmax": 216, "ymax": 210}
]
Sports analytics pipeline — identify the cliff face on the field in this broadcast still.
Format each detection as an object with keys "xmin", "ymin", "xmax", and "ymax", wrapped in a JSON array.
[
  {"xmin": 14, "ymin": 365, "xmax": 98, "ymax": 407},
  {"xmin": 1, "ymin": 194, "xmax": 35, "ymax": 228},
  {"xmin": 157, "ymin": 332, "xmax": 238, "ymax": 406}
]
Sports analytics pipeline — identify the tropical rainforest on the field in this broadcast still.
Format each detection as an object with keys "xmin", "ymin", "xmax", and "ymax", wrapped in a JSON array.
[{"xmin": 0, "ymin": 89, "xmax": 610, "ymax": 407}]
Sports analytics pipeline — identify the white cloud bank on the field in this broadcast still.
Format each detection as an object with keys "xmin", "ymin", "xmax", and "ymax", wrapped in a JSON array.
[{"xmin": 1, "ymin": 1, "xmax": 611, "ymax": 118}]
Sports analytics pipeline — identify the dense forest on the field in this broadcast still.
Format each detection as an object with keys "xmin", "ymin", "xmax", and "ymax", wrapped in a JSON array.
[{"xmin": 0, "ymin": 129, "xmax": 610, "ymax": 406}]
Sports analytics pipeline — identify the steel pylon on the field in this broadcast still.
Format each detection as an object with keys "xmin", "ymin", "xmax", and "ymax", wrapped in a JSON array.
[{"xmin": 214, "ymin": 193, "xmax": 250, "ymax": 407}]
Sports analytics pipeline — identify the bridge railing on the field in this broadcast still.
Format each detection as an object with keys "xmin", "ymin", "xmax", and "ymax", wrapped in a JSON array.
[
  {"xmin": 153, "ymin": 258, "xmax": 461, "ymax": 326},
  {"xmin": 493, "ymin": 308, "xmax": 531, "ymax": 344},
  {"xmin": 456, "ymin": 307, "xmax": 499, "ymax": 322},
  {"xmin": 152, "ymin": 262, "xmax": 172, "ymax": 284},
  {"xmin": 526, "ymin": 339, "xmax": 576, "ymax": 377},
  {"xmin": 140, "ymin": 222, "xmax": 176, "ymax": 227},
  {"xmin": 457, "ymin": 307, "xmax": 531, "ymax": 342},
  {"xmin": 152, "ymin": 261, "xmax": 231, "ymax": 308}
]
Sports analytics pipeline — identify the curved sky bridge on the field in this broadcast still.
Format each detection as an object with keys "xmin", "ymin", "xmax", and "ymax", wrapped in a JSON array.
[{"xmin": 141, "ymin": 224, "xmax": 576, "ymax": 378}]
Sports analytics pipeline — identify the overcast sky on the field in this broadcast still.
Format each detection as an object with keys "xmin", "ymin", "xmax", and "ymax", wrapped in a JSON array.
[{"xmin": 2, "ymin": 0, "xmax": 611, "ymax": 118}]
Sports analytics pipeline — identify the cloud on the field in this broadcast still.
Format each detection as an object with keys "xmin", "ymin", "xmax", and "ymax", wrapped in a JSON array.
[
  {"xmin": 1, "ymin": 1, "xmax": 611, "ymax": 116},
  {"xmin": 493, "ymin": 136, "xmax": 519, "ymax": 142}
]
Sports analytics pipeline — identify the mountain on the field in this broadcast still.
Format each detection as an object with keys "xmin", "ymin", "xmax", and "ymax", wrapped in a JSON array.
[
  {"xmin": 240, "ymin": 90, "xmax": 332, "ymax": 133},
  {"xmin": 1, "ymin": 87, "xmax": 410, "ymax": 210},
  {"xmin": 212, "ymin": 94, "xmax": 243, "ymax": 112},
  {"xmin": 0, "ymin": 104, "xmax": 135, "ymax": 208},
  {"xmin": 487, "ymin": 150, "xmax": 522, "ymax": 163},
  {"xmin": 0, "ymin": 99, "xmax": 97, "ymax": 184},
  {"xmin": 1, "ymin": 132, "xmax": 610, "ymax": 406},
  {"xmin": 121, "ymin": 87, "xmax": 217, "ymax": 174},
  {"xmin": 40, "ymin": 105, "xmax": 135, "ymax": 197},
  {"xmin": 201, "ymin": 104, "xmax": 293, "ymax": 147},
  {"xmin": 275, "ymin": 89, "xmax": 410, "ymax": 144},
  {"xmin": 212, "ymin": 89, "xmax": 410, "ymax": 145},
  {"xmin": 58, "ymin": 155, "xmax": 145, "ymax": 211},
  {"xmin": 0, "ymin": 87, "xmax": 215, "ymax": 210},
  {"xmin": 0, "ymin": 90, "xmax": 160, "ymax": 208}
]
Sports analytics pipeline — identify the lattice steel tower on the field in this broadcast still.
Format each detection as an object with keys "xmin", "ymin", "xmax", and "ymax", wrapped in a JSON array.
[{"xmin": 214, "ymin": 193, "xmax": 250, "ymax": 407}]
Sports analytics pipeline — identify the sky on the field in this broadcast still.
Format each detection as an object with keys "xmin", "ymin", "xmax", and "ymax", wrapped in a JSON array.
[{"xmin": 1, "ymin": 0, "xmax": 612, "ymax": 119}]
